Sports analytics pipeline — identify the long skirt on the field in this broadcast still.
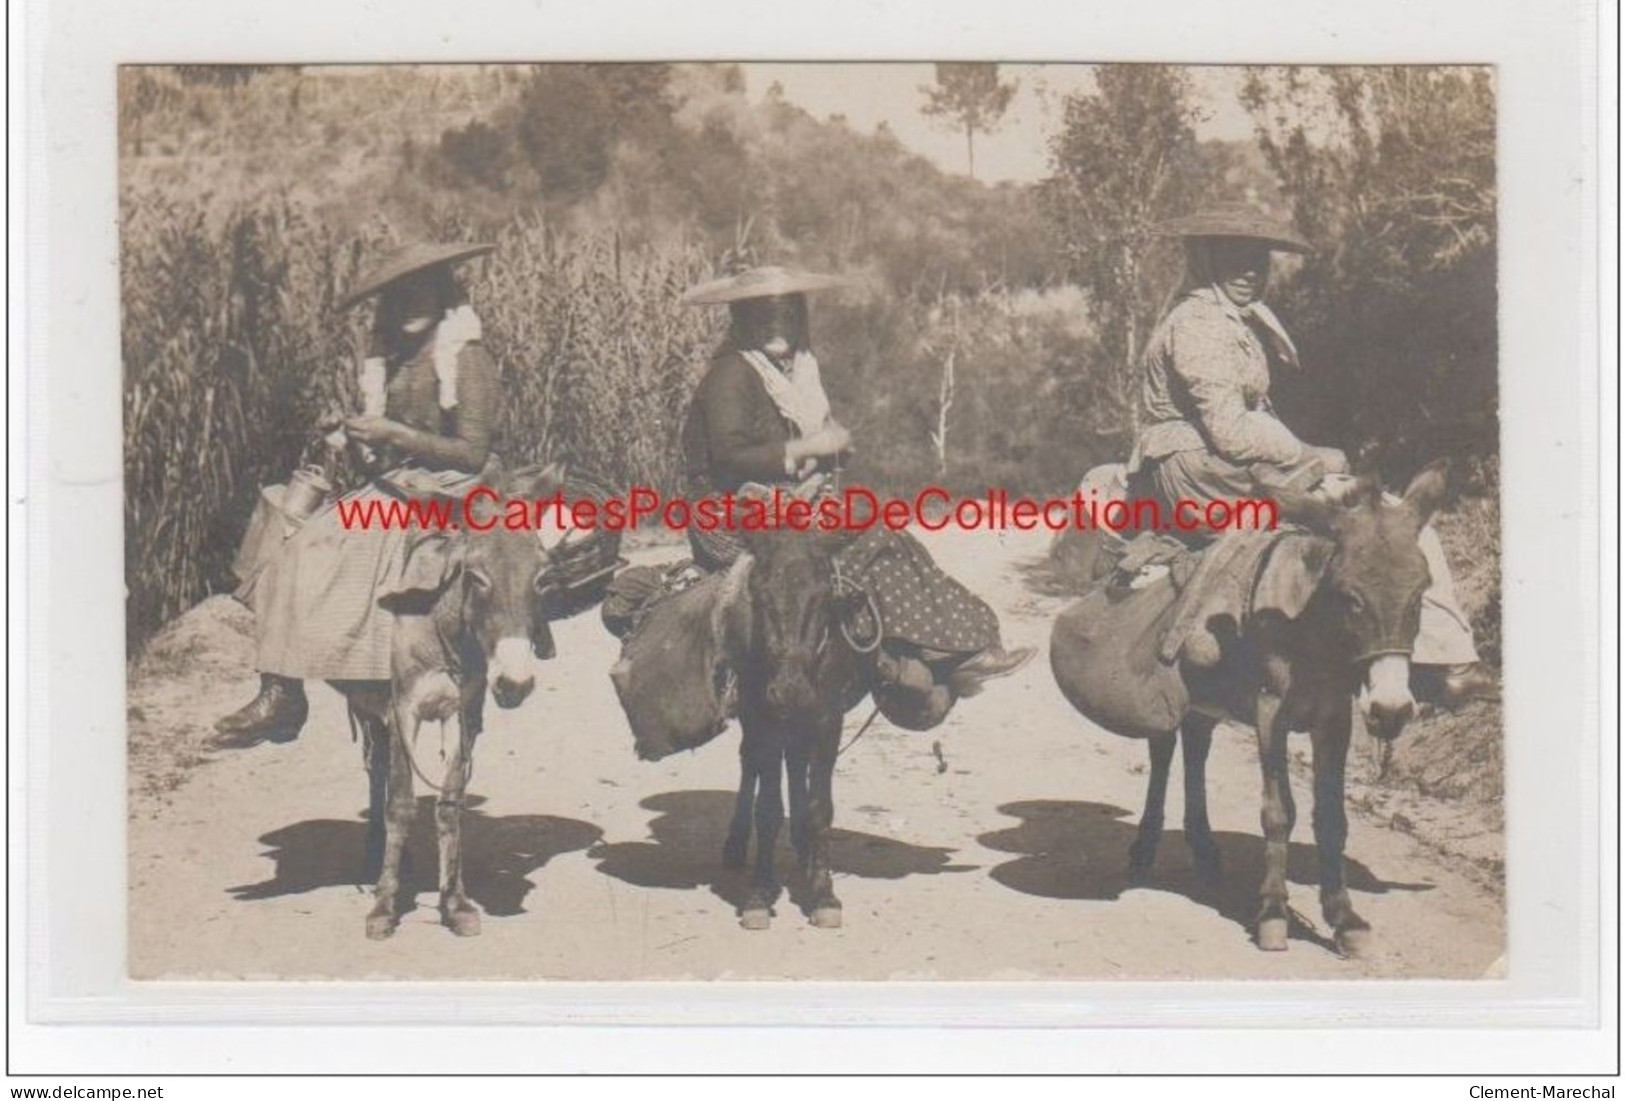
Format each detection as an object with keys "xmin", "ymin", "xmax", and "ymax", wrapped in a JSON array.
[
  {"xmin": 233, "ymin": 483, "xmax": 417, "ymax": 682},
  {"xmin": 1147, "ymin": 450, "xmax": 1478, "ymax": 666}
]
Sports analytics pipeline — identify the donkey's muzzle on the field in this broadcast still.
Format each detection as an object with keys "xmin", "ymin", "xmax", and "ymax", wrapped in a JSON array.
[
  {"xmin": 1365, "ymin": 699, "xmax": 1414, "ymax": 741},
  {"xmin": 492, "ymin": 675, "xmax": 535, "ymax": 710},
  {"xmin": 490, "ymin": 637, "xmax": 539, "ymax": 710},
  {"xmin": 765, "ymin": 671, "xmax": 819, "ymax": 717},
  {"xmin": 1361, "ymin": 653, "xmax": 1415, "ymax": 741}
]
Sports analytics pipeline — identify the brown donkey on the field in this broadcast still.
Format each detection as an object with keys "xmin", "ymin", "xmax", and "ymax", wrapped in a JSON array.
[
  {"xmin": 1051, "ymin": 462, "xmax": 1449, "ymax": 956},
  {"xmin": 346, "ymin": 467, "xmax": 562, "ymax": 940}
]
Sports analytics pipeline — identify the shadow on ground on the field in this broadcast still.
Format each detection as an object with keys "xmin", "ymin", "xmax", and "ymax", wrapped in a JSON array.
[
  {"xmin": 590, "ymin": 789, "xmax": 976, "ymax": 915},
  {"xmin": 227, "ymin": 794, "xmax": 602, "ymax": 917},
  {"xmin": 979, "ymin": 799, "xmax": 1435, "ymax": 951}
]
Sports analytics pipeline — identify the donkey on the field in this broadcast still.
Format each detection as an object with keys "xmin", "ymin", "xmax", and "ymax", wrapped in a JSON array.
[
  {"xmin": 1050, "ymin": 462, "xmax": 1449, "ymax": 956},
  {"xmin": 344, "ymin": 466, "xmax": 562, "ymax": 940},
  {"xmin": 721, "ymin": 527, "xmax": 874, "ymax": 930}
]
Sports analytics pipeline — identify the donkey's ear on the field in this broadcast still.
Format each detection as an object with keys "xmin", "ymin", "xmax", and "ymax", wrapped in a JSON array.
[
  {"xmin": 1348, "ymin": 474, "xmax": 1384, "ymax": 509},
  {"xmin": 1400, "ymin": 459, "xmax": 1451, "ymax": 528},
  {"xmin": 1270, "ymin": 484, "xmax": 1339, "ymax": 532},
  {"xmin": 1253, "ymin": 534, "xmax": 1334, "ymax": 622}
]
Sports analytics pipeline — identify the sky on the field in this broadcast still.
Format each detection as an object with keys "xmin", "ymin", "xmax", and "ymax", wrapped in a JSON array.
[{"xmin": 741, "ymin": 64, "xmax": 1256, "ymax": 184}]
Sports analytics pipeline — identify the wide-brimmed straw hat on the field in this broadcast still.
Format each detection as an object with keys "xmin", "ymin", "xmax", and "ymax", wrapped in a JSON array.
[
  {"xmin": 337, "ymin": 241, "xmax": 496, "ymax": 311},
  {"xmin": 681, "ymin": 265, "xmax": 847, "ymax": 306},
  {"xmin": 1157, "ymin": 203, "xmax": 1312, "ymax": 254}
]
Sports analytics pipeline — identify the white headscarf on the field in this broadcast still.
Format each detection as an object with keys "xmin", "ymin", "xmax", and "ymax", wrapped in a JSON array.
[
  {"xmin": 738, "ymin": 349, "xmax": 832, "ymax": 437},
  {"xmin": 430, "ymin": 304, "xmax": 485, "ymax": 409},
  {"xmin": 358, "ymin": 303, "xmax": 486, "ymax": 418}
]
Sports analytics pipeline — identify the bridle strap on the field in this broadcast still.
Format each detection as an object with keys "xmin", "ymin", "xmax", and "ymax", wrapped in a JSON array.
[{"xmin": 830, "ymin": 556, "xmax": 883, "ymax": 655}]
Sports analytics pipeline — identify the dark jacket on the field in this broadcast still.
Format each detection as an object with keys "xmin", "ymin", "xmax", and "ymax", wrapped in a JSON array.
[{"xmin": 681, "ymin": 350, "xmax": 797, "ymax": 494}]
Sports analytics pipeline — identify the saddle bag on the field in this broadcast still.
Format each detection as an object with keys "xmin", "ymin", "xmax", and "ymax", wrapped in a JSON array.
[
  {"xmin": 608, "ymin": 568, "xmax": 741, "ymax": 762},
  {"xmin": 1049, "ymin": 572, "xmax": 1191, "ymax": 740}
]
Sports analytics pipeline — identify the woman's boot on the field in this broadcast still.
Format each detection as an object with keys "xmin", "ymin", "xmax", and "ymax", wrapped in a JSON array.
[{"xmin": 212, "ymin": 674, "xmax": 309, "ymax": 748}]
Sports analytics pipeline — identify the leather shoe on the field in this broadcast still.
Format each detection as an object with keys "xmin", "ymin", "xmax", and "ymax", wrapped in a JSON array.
[
  {"xmin": 875, "ymin": 648, "xmax": 937, "ymax": 694},
  {"xmin": 947, "ymin": 645, "xmax": 1035, "ymax": 697},
  {"xmin": 212, "ymin": 675, "xmax": 308, "ymax": 748}
]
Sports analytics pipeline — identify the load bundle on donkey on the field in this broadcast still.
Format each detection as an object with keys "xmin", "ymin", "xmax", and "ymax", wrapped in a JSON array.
[
  {"xmin": 603, "ymin": 559, "xmax": 749, "ymax": 762},
  {"xmin": 601, "ymin": 522, "xmax": 954, "ymax": 765}
]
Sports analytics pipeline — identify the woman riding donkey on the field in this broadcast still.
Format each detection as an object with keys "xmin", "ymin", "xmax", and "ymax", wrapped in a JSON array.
[
  {"xmin": 678, "ymin": 265, "xmax": 1034, "ymax": 727},
  {"xmin": 1130, "ymin": 203, "xmax": 1494, "ymax": 707},
  {"xmin": 214, "ymin": 242, "xmax": 504, "ymax": 746}
]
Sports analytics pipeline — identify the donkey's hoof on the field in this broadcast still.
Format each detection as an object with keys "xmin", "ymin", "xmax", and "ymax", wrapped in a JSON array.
[
  {"xmin": 365, "ymin": 912, "xmax": 397, "ymax": 941},
  {"xmin": 1336, "ymin": 925, "xmax": 1372, "ymax": 959},
  {"xmin": 1256, "ymin": 917, "xmax": 1289, "ymax": 952},
  {"xmin": 740, "ymin": 908, "xmax": 772, "ymax": 931},
  {"xmin": 443, "ymin": 905, "xmax": 482, "ymax": 938},
  {"xmin": 810, "ymin": 906, "xmax": 843, "ymax": 930}
]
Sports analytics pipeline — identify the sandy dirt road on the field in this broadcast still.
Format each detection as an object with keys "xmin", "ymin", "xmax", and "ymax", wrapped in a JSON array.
[{"xmin": 128, "ymin": 526, "xmax": 1503, "ymax": 981}]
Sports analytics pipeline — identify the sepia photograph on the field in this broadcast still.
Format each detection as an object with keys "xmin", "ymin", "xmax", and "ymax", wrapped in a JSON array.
[{"xmin": 119, "ymin": 61, "xmax": 1507, "ymax": 982}]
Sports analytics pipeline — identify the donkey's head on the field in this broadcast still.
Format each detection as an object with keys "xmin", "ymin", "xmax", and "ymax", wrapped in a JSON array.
[
  {"xmin": 467, "ymin": 464, "xmax": 570, "ymax": 708},
  {"xmin": 1264, "ymin": 461, "xmax": 1450, "ymax": 739},
  {"xmin": 737, "ymin": 527, "xmax": 859, "ymax": 720},
  {"xmin": 383, "ymin": 464, "xmax": 563, "ymax": 711}
]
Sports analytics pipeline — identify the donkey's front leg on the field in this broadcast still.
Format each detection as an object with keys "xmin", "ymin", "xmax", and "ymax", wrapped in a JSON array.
[
  {"xmin": 1128, "ymin": 731, "xmax": 1177, "ymax": 880},
  {"xmin": 802, "ymin": 719, "xmax": 842, "ymax": 929},
  {"xmin": 1180, "ymin": 714, "xmax": 1222, "ymax": 885},
  {"xmin": 1311, "ymin": 703, "xmax": 1368, "ymax": 957},
  {"xmin": 1254, "ymin": 691, "xmax": 1297, "ymax": 951},
  {"xmin": 351, "ymin": 690, "xmax": 392, "ymax": 887},
  {"xmin": 738, "ymin": 722, "xmax": 785, "ymax": 930},
  {"xmin": 723, "ymin": 738, "xmax": 756, "ymax": 870},
  {"xmin": 786, "ymin": 735, "xmax": 811, "ymax": 863},
  {"xmin": 366, "ymin": 703, "xmax": 416, "ymax": 940},
  {"xmin": 436, "ymin": 699, "xmax": 481, "ymax": 938}
]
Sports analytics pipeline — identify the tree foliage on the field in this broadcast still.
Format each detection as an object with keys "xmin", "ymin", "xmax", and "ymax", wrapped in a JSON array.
[
  {"xmin": 1042, "ymin": 65, "xmax": 1207, "ymax": 447},
  {"xmin": 511, "ymin": 64, "xmax": 680, "ymax": 201},
  {"xmin": 919, "ymin": 63, "xmax": 1018, "ymax": 179},
  {"xmin": 1240, "ymin": 66, "xmax": 1498, "ymax": 474}
]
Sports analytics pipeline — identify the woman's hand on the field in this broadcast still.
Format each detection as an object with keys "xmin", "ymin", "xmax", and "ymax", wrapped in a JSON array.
[
  {"xmin": 794, "ymin": 422, "xmax": 851, "ymax": 458},
  {"xmin": 343, "ymin": 415, "xmax": 405, "ymax": 449},
  {"xmin": 819, "ymin": 422, "xmax": 853, "ymax": 455}
]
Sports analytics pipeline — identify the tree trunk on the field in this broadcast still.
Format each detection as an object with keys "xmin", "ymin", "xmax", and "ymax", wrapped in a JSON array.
[{"xmin": 965, "ymin": 125, "xmax": 976, "ymax": 180}]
